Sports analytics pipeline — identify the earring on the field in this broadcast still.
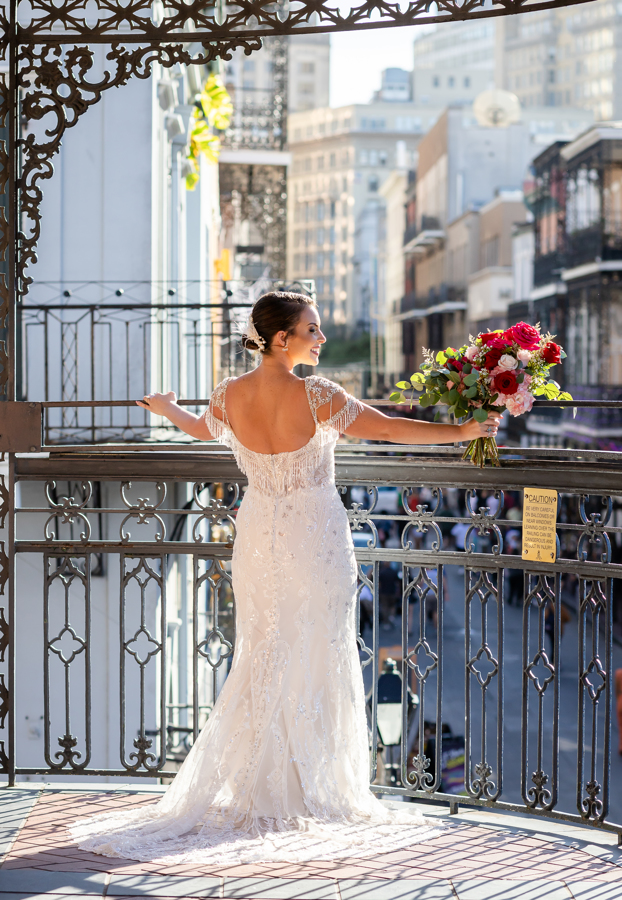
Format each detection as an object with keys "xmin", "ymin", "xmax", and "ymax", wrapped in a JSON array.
[{"xmin": 282, "ymin": 346, "xmax": 288, "ymax": 351}]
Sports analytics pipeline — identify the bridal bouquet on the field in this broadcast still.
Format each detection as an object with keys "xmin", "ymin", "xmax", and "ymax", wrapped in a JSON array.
[{"xmin": 390, "ymin": 322, "xmax": 572, "ymax": 467}]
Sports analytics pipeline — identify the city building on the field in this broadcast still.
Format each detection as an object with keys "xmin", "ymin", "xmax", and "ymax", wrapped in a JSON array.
[
  {"xmin": 467, "ymin": 192, "xmax": 527, "ymax": 334},
  {"xmin": 497, "ymin": 4, "xmax": 622, "ymax": 120},
  {"xmin": 374, "ymin": 68, "xmax": 412, "ymax": 103},
  {"xmin": 288, "ymin": 34, "xmax": 331, "ymax": 112},
  {"xmin": 392, "ymin": 103, "xmax": 593, "ymax": 375},
  {"xmin": 286, "ymin": 102, "xmax": 442, "ymax": 333},
  {"xmin": 379, "ymin": 169, "xmax": 409, "ymax": 382},
  {"xmin": 412, "ymin": 20, "xmax": 496, "ymax": 108}
]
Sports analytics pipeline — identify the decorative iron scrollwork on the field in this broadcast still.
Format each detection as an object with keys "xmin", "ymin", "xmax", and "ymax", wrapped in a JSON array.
[
  {"xmin": 577, "ymin": 494, "xmax": 612, "ymax": 563},
  {"xmin": 192, "ymin": 482, "xmax": 238, "ymax": 543},
  {"xmin": 120, "ymin": 481, "xmax": 166, "ymax": 542},
  {"xmin": 17, "ymin": 38, "xmax": 260, "ymax": 296},
  {"xmin": 401, "ymin": 488, "xmax": 443, "ymax": 551},
  {"xmin": 465, "ymin": 489, "xmax": 504, "ymax": 555},
  {"xmin": 44, "ymin": 480, "xmax": 92, "ymax": 541}
]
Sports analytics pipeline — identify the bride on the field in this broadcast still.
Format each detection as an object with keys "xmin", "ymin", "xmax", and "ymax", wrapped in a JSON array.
[{"xmin": 72, "ymin": 291, "xmax": 499, "ymax": 865}]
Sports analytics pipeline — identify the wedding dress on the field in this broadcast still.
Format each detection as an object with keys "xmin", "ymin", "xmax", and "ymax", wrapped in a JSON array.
[{"xmin": 71, "ymin": 375, "xmax": 442, "ymax": 865}]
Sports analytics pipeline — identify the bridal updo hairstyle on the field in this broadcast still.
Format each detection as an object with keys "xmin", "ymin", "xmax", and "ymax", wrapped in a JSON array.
[{"xmin": 242, "ymin": 291, "xmax": 317, "ymax": 354}]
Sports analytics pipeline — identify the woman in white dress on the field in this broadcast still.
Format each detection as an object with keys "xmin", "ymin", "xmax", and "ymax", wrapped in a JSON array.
[{"xmin": 72, "ymin": 292, "xmax": 499, "ymax": 865}]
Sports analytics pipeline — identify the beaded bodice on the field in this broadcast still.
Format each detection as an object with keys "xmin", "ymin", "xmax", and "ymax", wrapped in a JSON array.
[{"xmin": 203, "ymin": 375, "xmax": 364, "ymax": 496}]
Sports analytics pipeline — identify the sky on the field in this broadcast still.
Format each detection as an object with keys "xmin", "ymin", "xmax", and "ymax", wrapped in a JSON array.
[{"xmin": 329, "ymin": 26, "xmax": 422, "ymax": 108}]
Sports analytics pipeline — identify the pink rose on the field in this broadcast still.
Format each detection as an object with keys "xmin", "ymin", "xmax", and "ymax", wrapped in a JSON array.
[
  {"xmin": 521, "ymin": 373, "xmax": 532, "ymax": 389},
  {"xmin": 517, "ymin": 349, "xmax": 532, "ymax": 365},
  {"xmin": 491, "ymin": 394, "xmax": 507, "ymax": 407},
  {"xmin": 505, "ymin": 391, "xmax": 534, "ymax": 416},
  {"xmin": 506, "ymin": 322, "xmax": 540, "ymax": 350},
  {"xmin": 465, "ymin": 346, "xmax": 478, "ymax": 362},
  {"xmin": 498, "ymin": 354, "xmax": 518, "ymax": 371}
]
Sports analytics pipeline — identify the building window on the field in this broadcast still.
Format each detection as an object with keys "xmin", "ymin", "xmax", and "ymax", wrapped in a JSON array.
[
  {"xmin": 317, "ymin": 227, "xmax": 325, "ymax": 245},
  {"xmin": 433, "ymin": 76, "xmax": 440, "ymax": 87},
  {"xmin": 317, "ymin": 155, "xmax": 324, "ymax": 170},
  {"xmin": 305, "ymin": 254, "xmax": 312, "ymax": 271},
  {"xmin": 379, "ymin": 150, "xmax": 388, "ymax": 165},
  {"xmin": 329, "ymin": 225, "xmax": 335, "ymax": 243},
  {"xmin": 317, "ymin": 277, "xmax": 324, "ymax": 295},
  {"xmin": 369, "ymin": 150, "xmax": 378, "ymax": 166},
  {"xmin": 464, "ymin": 76, "xmax": 470, "ymax": 88},
  {"xmin": 300, "ymin": 83, "xmax": 314, "ymax": 96},
  {"xmin": 368, "ymin": 175, "xmax": 379, "ymax": 192},
  {"xmin": 329, "ymin": 152, "xmax": 336, "ymax": 168},
  {"xmin": 294, "ymin": 128, "xmax": 302, "ymax": 141},
  {"xmin": 243, "ymin": 59, "xmax": 255, "ymax": 71},
  {"xmin": 329, "ymin": 252, "xmax": 335, "ymax": 271},
  {"xmin": 317, "ymin": 252, "xmax": 325, "ymax": 270},
  {"xmin": 341, "ymin": 275, "xmax": 347, "ymax": 290},
  {"xmin": 330, "ymin": 201, "xmax": 336, "ymax": 218},
  {"xmin": 317, "ymin": 200, "xmax": 325, "ymax": 220},
  {"xmin": 299, "ymin": 61, "xmax": 315, "ymax": 74},
  {"xmin": 359, "ymin": 149, "xmax": 368, "ymax": 164},
  {"xmin": 448, "ymin": 76, "xmax": 455, "ymax": 87}
]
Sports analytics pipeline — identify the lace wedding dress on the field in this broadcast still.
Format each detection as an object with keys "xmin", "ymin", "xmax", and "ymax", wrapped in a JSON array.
[{"xmin": 71, "ymin": 376, "xmax": 441, "ymax": 865}]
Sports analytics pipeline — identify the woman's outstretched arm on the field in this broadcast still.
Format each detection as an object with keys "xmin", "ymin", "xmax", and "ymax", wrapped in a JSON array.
[
  {"xmin": 344, "ymin": 403, "xmax": 501, "ymax": 444},
  {"xmin": 136, "ymin": 392, "xmax": 213, "ymax": 440}
]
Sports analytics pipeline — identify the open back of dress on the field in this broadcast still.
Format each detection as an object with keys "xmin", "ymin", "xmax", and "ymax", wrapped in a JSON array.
[{"xmin": 71, "ymin": 376, "xmax": 441, "ymax": 864}]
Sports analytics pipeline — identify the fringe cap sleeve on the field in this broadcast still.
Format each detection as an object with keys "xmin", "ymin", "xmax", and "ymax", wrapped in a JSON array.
[
  {"xmin": 203, "ymin": 377, "xmax": 234, "ymax": 446},
  {"xmin": 305, "ymin": 375, "xmax": 364, "ymax": 435}
]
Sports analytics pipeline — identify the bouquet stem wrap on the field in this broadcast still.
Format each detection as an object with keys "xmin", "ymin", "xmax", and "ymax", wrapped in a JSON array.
[{"xmin": 462, "ymin": 435, "xmax": 500, "ymax": 468}]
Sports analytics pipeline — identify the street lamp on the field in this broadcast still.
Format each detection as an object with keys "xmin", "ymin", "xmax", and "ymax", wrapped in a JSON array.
[{"xmin": 376, "ymin": 658, "xmax": 418, "ymax": 787}]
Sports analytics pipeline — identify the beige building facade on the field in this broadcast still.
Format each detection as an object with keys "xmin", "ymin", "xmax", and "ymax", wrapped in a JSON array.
[
  {"xmin": 286, "ymin": 103, "xmax": 442, "ymax": 332},
  {"xmin": 497, "ymin": 4, "xmax": 622, "ymax": 121}
]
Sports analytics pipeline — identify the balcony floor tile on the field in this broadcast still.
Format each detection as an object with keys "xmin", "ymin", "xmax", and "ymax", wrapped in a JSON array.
[
  {"xmin": 222, "ymin": 877, "xmax": 337, "ymax": 899},
  {"xmin": 565, "ymin": 882, "xmax": 622, "ymax": 899},
  {"xmin": 0, "ymin": 870, "xmax": 107, "ymax": 895},
  {"xmin": 108, "ymin": 876, "xmax": 222, "ymax": 897},
  {"xmin": 338, "ymin": 879, "xmax": 455, "ymax": 900},
  {"xmin": 451, "ymin": 880, "xmax": 572, "ymax": 899}
]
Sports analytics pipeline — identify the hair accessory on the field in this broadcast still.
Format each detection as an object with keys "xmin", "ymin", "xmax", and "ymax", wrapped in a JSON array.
[{"xmin": 245, "ymin": 315, "xmax": 266, "ymax": 352}]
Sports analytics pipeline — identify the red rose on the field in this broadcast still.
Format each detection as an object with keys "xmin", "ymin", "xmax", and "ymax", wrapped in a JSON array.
[
  {"xmin": 507, "ymin": 322, "xmax": 540, "ymax": 350},
  {"xmin": 449, "ymin": 359, "xmax": 464, "ymax": 371},
  {"xmin": 484, "ymin": 347, "xmax": 503, "ymax": 370},
  {"xmin": 480, "ymin": 331, "xmax": 505, "ymax": 345},
  {"xmin": 493, "ymin": 370, "xmax": 519, "ymax": 395},
  {"xmin": 542, "ymin": 341, "xmax": 561, "ymax": 365}
]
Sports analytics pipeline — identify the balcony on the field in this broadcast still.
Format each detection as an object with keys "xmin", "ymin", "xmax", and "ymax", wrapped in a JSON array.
[{"xmin": 1, "ymin": 427, "xmax": 622, "ymax": 890}]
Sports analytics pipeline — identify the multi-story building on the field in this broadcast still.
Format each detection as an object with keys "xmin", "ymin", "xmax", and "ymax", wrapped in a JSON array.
[
  {"xmin": 286, "ymin": 102, "xmax": 442, "ymax": 332},
  {"xmin": 288, "ymin": 34, "xmax": 331, "ymax": 112},
  {"xmin": 412, "ymin": 20, "xmax": 496, "ymax": 108},
  {"xmin": 394, "ymin": 103, "xmax": 593, "ymax": 374},
  {"xmin": 497, "ymin": 4, "xmax": 622, "ymax": 121},
  {"xmin": 220, "ymin": 34, "xmax": 328, "ymax": 282},
  {"xmin": 467, "ymin": 192, "xmax": 527, "ymax": 333},
  {"xmin": 374, "ymin": 68, "xmax": 412, "ymax": 103}
]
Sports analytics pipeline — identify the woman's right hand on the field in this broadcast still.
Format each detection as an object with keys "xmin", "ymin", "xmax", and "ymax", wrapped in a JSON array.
[
  {"xmin": 136, "ymin": 391, "xmax": 177, "ymax": 416},
  {"xmin": 459, "ymin": 411, "xmax": 501, "ymax": 441}
]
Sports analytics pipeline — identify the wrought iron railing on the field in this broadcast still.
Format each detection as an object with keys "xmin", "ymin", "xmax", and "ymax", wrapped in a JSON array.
[
  {"xmin": 18, "ymin": 280, "xmax": 315, "ymax": 443},
  {"xmin": 2, "ymin": 429, "xmax": 622, "ymax": 842}
]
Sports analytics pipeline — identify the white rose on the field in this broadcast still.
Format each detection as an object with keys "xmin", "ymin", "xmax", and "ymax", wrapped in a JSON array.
[
  {"xmin": 497, "ymin": 354, "xmax": 518, "ymax": 371},
  {"xmin": 465, "ymin": 346, "xmax": 478, "ymax": 362},
  {"xmin": 517, "ymin": 349, "xmax": 531, "ymax": 365}
]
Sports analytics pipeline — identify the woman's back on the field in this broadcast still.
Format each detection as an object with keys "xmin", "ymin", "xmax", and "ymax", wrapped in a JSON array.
[{"xmin": 221, "ymin": 371, "xmax": 315, "ymax": 455}]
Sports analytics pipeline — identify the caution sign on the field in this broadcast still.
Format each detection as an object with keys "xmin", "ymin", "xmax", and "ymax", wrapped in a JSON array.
[{"xmin": 522, "ymin": 488, "xmax": 558, "ymax": 562}]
